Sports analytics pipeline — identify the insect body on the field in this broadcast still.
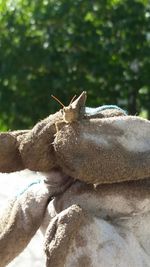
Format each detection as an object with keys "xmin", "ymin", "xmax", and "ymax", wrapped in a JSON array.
[
  {"xmin": 51, "ymin": 92, "xmax": 126, "ymax": 124},
  {"xmin": 51, "ymin": 91, "xmax": 87, "ymax": 123}
]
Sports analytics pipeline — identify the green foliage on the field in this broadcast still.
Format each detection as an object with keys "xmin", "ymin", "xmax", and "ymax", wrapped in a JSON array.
[{"xmin": 0, "ymin": 0, "xmax": 150, "ymax": 130}]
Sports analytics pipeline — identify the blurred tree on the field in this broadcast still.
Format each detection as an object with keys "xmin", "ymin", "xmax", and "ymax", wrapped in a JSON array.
[{"xmin": 0, "ymin": 0, "xmax": 149, "ymax": 130}]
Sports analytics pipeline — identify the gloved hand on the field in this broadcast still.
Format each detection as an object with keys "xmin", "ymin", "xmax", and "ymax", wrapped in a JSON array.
[{"xmin": 0, "ymin": 170, "xmax": 73, "ymax": 267}]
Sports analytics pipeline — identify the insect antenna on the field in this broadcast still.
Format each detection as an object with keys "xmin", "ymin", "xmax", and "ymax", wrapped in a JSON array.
[
  {"xmin": 69, "ymin": 95, "xmax": 77, "ymax": 105},
  {"xmin": 51, "ymin": 95, "xmax": 65, "ymax": 108}
]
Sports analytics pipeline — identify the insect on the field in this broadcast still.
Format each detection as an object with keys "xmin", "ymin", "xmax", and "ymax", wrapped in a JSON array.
[
  {"xmin": 51, "ymin": 92, "xmax": 126, "ymax": 125},
  {"xmin": 51, "ymin": 91, "xmax": 87, "ymax": 123}
]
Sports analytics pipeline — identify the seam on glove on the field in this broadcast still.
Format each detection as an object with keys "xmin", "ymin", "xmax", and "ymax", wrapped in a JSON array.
[{"xmin": 16, "ymin": 179, "xmax": 42, "ymax": 197}]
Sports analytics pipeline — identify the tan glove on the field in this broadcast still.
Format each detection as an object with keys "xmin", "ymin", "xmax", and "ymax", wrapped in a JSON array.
[{"xmin": 0, "ymin": 170, "xmax": 73, "ymax": 267}]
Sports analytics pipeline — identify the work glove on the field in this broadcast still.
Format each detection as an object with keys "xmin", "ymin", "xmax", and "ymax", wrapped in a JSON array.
[{"xmin": 0, "ymin": 170, "xmax": 72, "ymax": 267}]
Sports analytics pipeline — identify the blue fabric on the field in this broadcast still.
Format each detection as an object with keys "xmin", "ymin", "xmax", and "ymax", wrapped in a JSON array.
[
  {"xmin": 16, "ymin": 179, "xmax": 41, "ymax": 197},
  {"xmin": 85, "ymin": 105, "xmax": 127, "ymax": 116}
]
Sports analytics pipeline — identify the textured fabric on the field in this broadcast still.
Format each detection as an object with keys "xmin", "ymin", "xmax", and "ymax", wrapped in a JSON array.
[
  {"xmin": 85, "ymin": 105, "xmax": 127, "ymax": 116},
  {"xmin": 0, "ymin": 170, "xmax": 45, "ymax": 267},
  {"xmin": 0, "ymin": 99, "xmax": 149, "ymax": 266},
  {"xmin": 0, "ymin": 170, "xmax": 72, "ymax": 267},
  {"xmin": 54, "ymin": 116, "xmax": 150, "ymax": 184},
  {"xmin": 43, "ymin": 179, "xmax": 150, "ymax": 267}
]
